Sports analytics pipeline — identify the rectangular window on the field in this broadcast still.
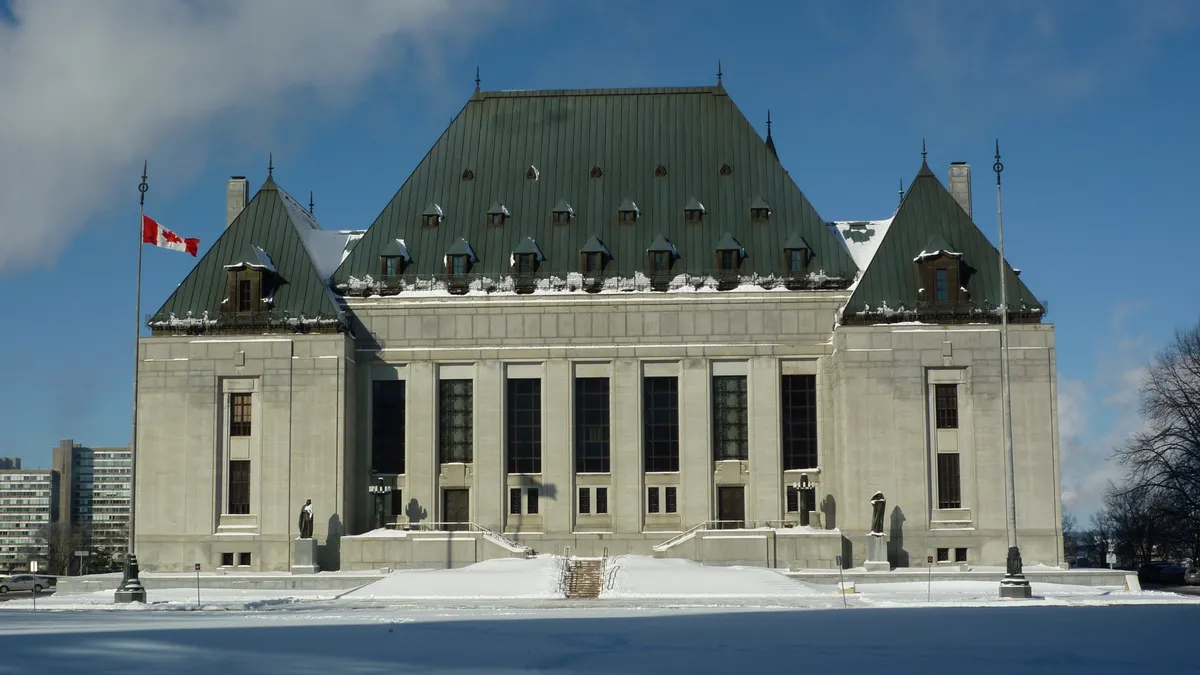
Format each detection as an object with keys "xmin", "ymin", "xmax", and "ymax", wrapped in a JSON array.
[
  {"xmin": 583, "ymin": 252, "xmax": 602, "ymax": 273},
  {"xmin": 575, "ymin": 378, "xmax": 610, "ymax": 473},
  {"xmin": 719, "ymin": 250, "xmax": 737, "ymax": 270},
  {"xmin": 579, "ymin": 487, "xmax": 590, "ymax": 514},
  {"xmin": 227, "ymin": 460, "xmax": 250, "ymax": 515},
  {"xmin": 238, "ymin": 552, "xmax": 251, "ymax": 566},
  {"xmin": 596, "ymin": 487, "xmax": 608, "ymax": 514},
  {"xmin": 937, "ymin": 453, "xmax": 962, "ymax": 509},
  {"xmin": 643, "ymin": 376, "xmax": 679, "ymax": 472},
  {"xmin": 955, "ymin": 547, "xmax": 968, "ymax": 563},
  {"xmin": 438, "ymin": 380, "xmax": 473, "ymax": 463},
  {"xmin": 506, "ymin": 379, "xmax": 542, "ymax": 474},
  {"xmin": 781, "ymin": 375, "xmax": 817, "ymax": 470},
  {"xmin": 221, "ymin": 552, "xmax": 234, "ymax": 567},
  {"xmin": 237, "ymin": 279, "xmax": 252, "ymax": 312},
  {"xmin": 935, "ymin": 384, "xmax": 959, "ymax": 429},
  {"xmin": 665, "ymin": 486, "xmax": 677, "ymax": 514},
  {"xmin": 647, "ymin": 487, "xmax": 660, "ymax": 514},
  {"xmin": 935, "ymin": 268, "xmax": 949, "ymax": 302},
  {"xmin": 229, "ymin": 393, "xmax": 252, "ymax": 437},
  {"xmin": 650, "ymin": 251, "xmax": 669, "ymax": 272},
  {"xmin": 383, "ymin": 256, "xmax": 400, "ymax": 277},
  {"xmin": 526, "ymin": 488, "xmax": 539, "ymax": 515},
  {"xmin": 786, "ymin": 486, "xmax": 799, "ymax": 513},
  {"xmin": 937, "ymin": 547, "xmax": 950, "ymax": 563},
  {"xmin": 788, "ymin": 250, "xmax": 805, "ymax": 272},
  {"xmin": 390, "ymin": 489, "xmax": 405, "ymax": 517},
  {"xmin": 371, "ymin": 381, "xmax": 405, "ymax": 474},
  {"xmin": 712, "ymin": 376, "xmax": 749, "ymax": 461},
  {"xmin": 509, "ymin": 487, "xmax": 522, "ymax": 515}
]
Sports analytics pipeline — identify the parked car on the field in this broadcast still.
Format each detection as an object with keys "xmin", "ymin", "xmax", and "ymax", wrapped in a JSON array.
[
  {"xmin": 1185, "ymin": 567, "xmax": 1200, "ymax": 586},
  {"xmin": 1138, "ymin": 562, "xmax": 1187, "ymax": 585},
  {"xmin": 0, "ymin": 574, "xmax": 49, "ymax": 594}
]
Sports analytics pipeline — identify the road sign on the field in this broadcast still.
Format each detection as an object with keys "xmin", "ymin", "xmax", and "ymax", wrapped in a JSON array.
[
  {"xmin": 30, "ymin": 561, "xmax": 39, "ymax": 572},
  {"xmin": 927, "ymin": 555, "xmax": 934, "ymax": 564},
  {"xmin": 195, "ymin": 563, "xmax": 201, "ymax": 572},
  {"xmin": 74, "ymin": 550, "xmax": 90, "ymax": 557},
  {"xmin": 835, "ymin": 555, "xmax": 843, "ymax": 568}
]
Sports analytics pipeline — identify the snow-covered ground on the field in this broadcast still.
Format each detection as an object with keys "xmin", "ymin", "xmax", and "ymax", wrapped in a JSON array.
[{"xmin": 1, "ymin": 556, "xmax": 1197, "ymax": 673}]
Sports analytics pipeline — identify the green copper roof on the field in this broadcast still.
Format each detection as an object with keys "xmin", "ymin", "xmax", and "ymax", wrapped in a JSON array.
[
  {"xmin": 782, "ymin": 232, "xmax": 810, "ymax": 251},
  {"xmin": 580, "ymin": 234, "xmax": 611, "ymax": 256},
  {"xmin": 715, "ymin": 232, "xmax": 744, "ymax": 253},
  {"xmin": 380, "ymin": 238, "xmax": 411, "ymax": 260},
  {"xmin": 647, "ymin": 234, "xmax": 678, "ymax": 255},
  {"xmin": 445, "ymin": 237, "xmax": 479, "ymax": 261},
  {"xmin": 334, "ymin": 86, "xmax": 856, "ymax": 284},
  {"xmin": 843, "ymin": 161, "xmax": 1043, "ymax": 322},
  {"xmin": 148, "ymin": 177, "xmax": 346, "ymax": 329},
  {"xmin": 512, "ymin": 236, "xmax": 546, "ymax": 260}
]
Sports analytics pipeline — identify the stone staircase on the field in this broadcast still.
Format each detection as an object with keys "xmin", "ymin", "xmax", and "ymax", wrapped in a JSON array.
[{"xmin": 565, "ymin": 558, "xmax": 604, "ymax": 599}]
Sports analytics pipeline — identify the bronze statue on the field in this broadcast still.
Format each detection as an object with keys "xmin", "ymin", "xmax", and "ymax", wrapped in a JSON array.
[
  {"xmin": 870, "ymin": 491, "xmax": 886, "ymax": 535},
  {"xmin": 298, "ymin": 498, "xmax": 314, "ymax": 539}
]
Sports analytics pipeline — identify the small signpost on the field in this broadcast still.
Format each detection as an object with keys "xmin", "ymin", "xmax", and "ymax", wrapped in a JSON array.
[
  {"xmin": 194, "ymin": 563, "xmax": 201, "ymax": 606},
  {"xmin": 835, "ymin": 555, "xmax": 848, "ymax": 608},
  {"xmin": 926, "ymin": 555, "xmax": 934, "ymax": 602}
]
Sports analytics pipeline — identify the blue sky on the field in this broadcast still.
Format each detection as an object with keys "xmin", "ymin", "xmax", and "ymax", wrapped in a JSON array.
[{"xmin": 0, "ymin": 0, "xmax": 1197, "ymax": 517}]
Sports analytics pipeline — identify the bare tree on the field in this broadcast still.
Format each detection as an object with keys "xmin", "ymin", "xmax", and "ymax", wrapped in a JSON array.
[
  {"xmin": 34, "ymin": 523, "xmax": 88, "ymax": 575},
  {"xmin": 1114, "ymin": 319, "xmax": 1200, "ymax": 560},
  {"xmin": 1103, "ymin": 484, "xmax": 1170, "ymax": 567},
  {"xmin": 1062, "ymin": 512, "xmax": 1079, "ymax": 561}
]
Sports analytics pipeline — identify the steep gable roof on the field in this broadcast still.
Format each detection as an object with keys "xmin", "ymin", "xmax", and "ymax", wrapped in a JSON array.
[
  {"xmin": 842, "ymin": 161, "xmax": 1043, "ymax": 323},
  {"xmin": 333, "ymin": 86, "xmax": 856, "ymax": 286},
  {"xmin": 148, "ymin": 176, "xmax": 347, "ymax": 330}
]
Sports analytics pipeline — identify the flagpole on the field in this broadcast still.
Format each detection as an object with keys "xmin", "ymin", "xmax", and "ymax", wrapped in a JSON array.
[{"xmin": 116, "ymin": 163, "xmax": 149, "ymax": 603}]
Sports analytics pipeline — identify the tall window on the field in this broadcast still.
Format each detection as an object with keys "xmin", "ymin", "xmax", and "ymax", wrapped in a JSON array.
[
  {"xmin": 229, "ymin": 393, "xmax": 252, "ymax": 437},
  {"xmin": 237, "ymin": 279, "xmax": 252, "ymax": 312},
  {"xmin": 937, "ymin": 453, "xmax": 962, "ymax": 509},
  {"xmin": 649, "ymin": 252, "xmax": 670, "ymax": 274},
  {"xmin": 575, "ymin": 378, "xmax": 610, "ymax": 473},
  {"xmin": 506, "ymin": 379, "xmax": 542, "ymax": 474},
  {"xmin": 788, "ymin": 249, "xmax": 807, "ymax": 273},
  {"xmin": 438, "ymin": 380, "xmax": 473, "ymax": 463},
  {"xmin": 935, "ymin": 384, "xmax": 959, "ymax": 429},
  {"xmin": 643, "ymin": 376, "xmax": 679, "ymax": 472},
  {"xmin": 935, "ymin": 268, "xmax": 949, "ymax": 302},
  {"xmin": 372, "ymin": 381, "xmax": 405, "ymax": 474},
  {"xmin": 228, "ymin": 460, "xmax": 250, "ymax": 514},
  {"xmin": 781, "ymin": 375, "xmax": 818, "ymax": 470},
  {"xmin": 712, "ymin": 376, "xmax": 748, "ymax": 460}
]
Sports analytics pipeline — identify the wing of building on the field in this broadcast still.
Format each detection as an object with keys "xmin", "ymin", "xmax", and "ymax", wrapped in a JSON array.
[{"xmin": 135, "ymin": 84, "xmax": 1062, "ymax": 573}]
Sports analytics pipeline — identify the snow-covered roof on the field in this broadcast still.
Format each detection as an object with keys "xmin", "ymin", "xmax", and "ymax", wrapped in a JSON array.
[
  {"xmin": 829, "ymin": 218, "xmax": 893, "ymax": 270},
  {"xmin": 224, "ymin": 244, "xmax": 276, "ymax": 272}
]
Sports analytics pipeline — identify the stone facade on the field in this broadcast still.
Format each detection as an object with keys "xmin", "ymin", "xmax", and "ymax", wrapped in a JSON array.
[{"xmin": 134, "ymin": 288, "xmax": 1063, "ymax": 571}]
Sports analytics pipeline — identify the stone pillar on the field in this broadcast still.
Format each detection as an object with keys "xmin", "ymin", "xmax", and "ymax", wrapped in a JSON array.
[
  {"xmin": 474, "ymin": 360, "xmax": 504, "ymax": 531},
  {"xmin": 612, "ymin": 359, "xmax": 642, "ymax": 534},
  {"xmin": 748, "ymin": 357, "xmax": 782, "ymax": 522},
  {"xmin": 406, "ymin": 361, "xmax": 437, "ymax": 527},
  {"xmin": 679, "ymin": 358, "xmax": 711, "ymax": 527},
  {"xmin": 542, "ymin": 359, "xmax": 573, "ymax": 535}
]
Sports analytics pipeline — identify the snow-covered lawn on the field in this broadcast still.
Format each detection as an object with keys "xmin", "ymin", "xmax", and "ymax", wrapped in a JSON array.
[{"xmin": 1, "ymin": 556, "xmax": 1197, "ymax": 673}]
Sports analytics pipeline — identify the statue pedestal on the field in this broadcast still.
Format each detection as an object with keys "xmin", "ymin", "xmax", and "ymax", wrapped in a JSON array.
[
  {"xmin": 864, "ymin": 533, "xmax": 889, "ymax": 572},
  {"xmin": 291, "ymin": 538, "xmax": 320, "ymax": 574}
]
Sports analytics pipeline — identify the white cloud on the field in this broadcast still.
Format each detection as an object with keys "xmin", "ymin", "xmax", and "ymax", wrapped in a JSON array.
[{"xmin": 0, "ymin": 0, "xmax": 504, "ymax": 273}]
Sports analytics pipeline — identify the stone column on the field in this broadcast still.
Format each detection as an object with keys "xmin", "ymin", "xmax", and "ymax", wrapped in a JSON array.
[
  {"xmin": 542, "ymin": 359, "xmax": 573, "ymax": 535},
  {"xmin": 406, "ymin": 361, "xmax": 437, "ymax": 526},
  {"xmin": 474, "ymin": 360, "xmax": 504, "ymax": 531},
  {"xmin": 748, "ymin": 356, "xmax": 782, "ymax": 522},
  {"xmin": 611, "ymin": 358, "xmax": 642, "ymax": 534},
  {"xmin": 679, "ymin": 357, "xmax": 711, "ymax": 527}
]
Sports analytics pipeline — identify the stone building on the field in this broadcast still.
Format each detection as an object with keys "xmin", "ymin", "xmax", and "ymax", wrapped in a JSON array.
[{"xmin": 135, "ymin": 83, "xmax": 1063, "ymax": 572}]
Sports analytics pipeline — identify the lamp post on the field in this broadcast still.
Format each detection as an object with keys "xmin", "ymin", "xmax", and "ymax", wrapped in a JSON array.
[
  {"xmin": 368, "ymin": 476, "xmax": 392, "ymax": 531},
  {"xmin": 790, "ymin": 473, "xmax": 816, "ymax": 527},
  {"xmin": 995, "ymin": 141, "xmax": 1032, "ymax": 599}
]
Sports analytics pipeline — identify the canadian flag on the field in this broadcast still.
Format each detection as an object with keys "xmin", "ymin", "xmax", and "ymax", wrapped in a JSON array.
[{"xmin": 142, "ymin": 214, "xmax": 199, "ymax": 256}]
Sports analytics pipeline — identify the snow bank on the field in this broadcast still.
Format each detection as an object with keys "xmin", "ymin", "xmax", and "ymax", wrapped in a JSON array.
[
  {"xmin": 344, "ymin": 555, "xmax": 563, "ymax": 600},
  {"xmin": 0, "ymin": 588, "xmax": 340, "ymax": 612},
  {"xmin": 601, "ymin": 555, "xmax": 823, "ymax": 599}
]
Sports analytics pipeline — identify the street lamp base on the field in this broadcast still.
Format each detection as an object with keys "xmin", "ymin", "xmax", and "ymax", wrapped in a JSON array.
[
  {"xmin": 999, "ymin": 577, "xmax": 1033, "ymax": 599},
  {"xmin": 114, "ymin": 554, "xmax": 148, "ymax": 604}
]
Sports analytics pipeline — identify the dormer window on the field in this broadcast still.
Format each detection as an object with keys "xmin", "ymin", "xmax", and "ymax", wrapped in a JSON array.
[
  {"xmin": 618, "ymin": 198, "xmax": 640, "ymax": 224},
  {"xmin": 514, "ymin": 253, "xmax": 536, "ymax": 274},
  {"xmin": 935, "ymin": 268, "xmax": 950, "ymax": 301},
  {"xmin": 714, "ymin": 233, "xmax": 744, "ymax": 290},
  {"xmin": 448, "ymin": 255, "xmax": 470, "ymax": 276},
  {"xmin": 487, "ymin": 201, "xmax": 510, "ymax": 227},
  {"xmin": 719, "ymin": 250, "xmax": 738, "ymax": 271},
  {"xmin": 489, "ymin": 213, "xmax": 505, "ymax": 226},
  {"xmin": 381, "ymin": 256, "xmax": 403, "ymax": 277},
  {"xmin": 913, "ymin": 235, "xmax": 965, "ymax": 306},
  {"xmin": 750, "ymin": 196, "xmax": 772, "ymax": 222},
  {"xmin": 650, "ymin": 251, "xmax": 670, "ymax": 272},
  {"xmin": 579, "ymin": 235, "xmax": 611, "ymax": 286},
  {"xmin": 552, "ymin": 199, "xmax": 574, "ymax": 225},
  {"xmin": 237, "ymin": 279, "xmax": 253, "ymax": 311},
  {"xmin": 422, "ymin": 202, "xmax": 443, "ymax": 228},
  {"xmin": 378, "ymin": 239, "xmax": 412, "ymax": 280},
  {"xmin": 444, "ymin": 238, "xmax": 478, "ymax": 294},
  {"xmin": 780, "ymin": 233, "xmax": 811, "ymax": 290},
  {"xmin": 683, "ymin": 197, "xmax": 706, "ymax": 224},
  {"xmin": 787, "ymin": 249, "xmax": 808, "ymax": 273},
  {"xmin": 582, "ymin": 252, "xmax": 603, "ymax": 273},
  {"xmin": 223, "ymin": 244, "xmax": 275, "ymax": 315},
  {"xmin": 620, "ymin": 210, "xmax": 637, "ymax": 224},
  {"xmin": 646, "ymin": 235, "xmax": 677, "ymax": 291}
]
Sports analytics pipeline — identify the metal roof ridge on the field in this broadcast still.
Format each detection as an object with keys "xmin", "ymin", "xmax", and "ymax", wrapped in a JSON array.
[{"xmin": 479, "ymin": 85, "xmax": 720, "ymax": 98}]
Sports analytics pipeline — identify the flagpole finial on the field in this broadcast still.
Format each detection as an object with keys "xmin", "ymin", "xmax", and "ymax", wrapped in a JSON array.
[
  {"xmin": 921, "ymin": 137, "xmax": 928, "ymax": 161},
  {"xmin": 898, "ymin": 178, "xmax": 904, "ymax": 203},
  {"xmin": 308, "ymin": 191, "xmax": 314, "ymax": 215},
  {"xmin": 993, "ymin": 139, "xmax": 1004, "ymax": 186},
  {"xmin": 268, "ymin": 153, "xmax": 274, "ymax": 178},
  {"xmin": 139, "ymin": 161, "xmax": 149, "ymax": 207},
  {"xmin": 766, "ymin": 109, "xmax": 771, "ymax": 132},
  {"xmin": 475, "ymin": 66, "xmax": 481, "ymax": 92},
  {"xmin": 717, "ymin": 60, "xmax": 723, "ymax": 85}
]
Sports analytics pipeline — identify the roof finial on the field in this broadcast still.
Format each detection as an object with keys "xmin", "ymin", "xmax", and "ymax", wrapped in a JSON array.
[
  {"xmin": 898, "ymin": 179, "xmax": 904, "ymax": 203},
  {"xmin": 766, "ymin": 109, "xmax": 772, "ymax": 132},
  {"xmin": 921, "ymin": 138, "xmax": 927, "ymax": 161},
  {"xmin": 474, "ymin": 66, "xmax": 480, "ymax": 92},
  {"xmin": 308, "ymin": 191, "xmax": 314, "ymax": 215},
  {"xmin": 717, "ymin": 60, "xmax": 723, "ymax": 85},
  {"xmin": 994, "ymin": 139, "xmax": 1004, "ymax": 187},
  {"xmin": 268, "ymin": 152, "xmax": 274, "ymax": 178}
]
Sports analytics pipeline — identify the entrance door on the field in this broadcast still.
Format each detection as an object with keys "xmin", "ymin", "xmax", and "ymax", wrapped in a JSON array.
[
  {"xmin": 717, "ymin": 486, "xmax": 745, "ymax": 529},
  {"xmin": 443, "ymin": 489, "xmax": 470, "ymax": 531}
]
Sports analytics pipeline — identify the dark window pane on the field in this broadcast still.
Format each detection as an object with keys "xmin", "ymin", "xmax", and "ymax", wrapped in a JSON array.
[
  {"xmin": 390, "ymin": 489, "xmax": 404, "ymax": 517},
  {"xmin": 439, "ymin": 380, "xmax": 473, "ymax": 463},
  {"xmin": 647, "ymin": 486, "xmax": 660, "ymax": 513},
  {"xmin": 937, "ymin": 547, "xmax": 950, "ymax": 562},
  {"xmin": 937, "ymin": 453, "xmax": 962, "ymax": 509},
  {"xmin": 786, "ymin": 486, "xmax": 799, "ymax": 513},
  {"xmin": 230, "ymin": 393, "xmax": 252, "ymax": 437},
  {"xmin": 935, "ymin": 384, "xmax": 959, "ymax": 429},
  {"xmin": 506, "ymin": 379, "xmax": 542, "ymax": 474},
  {"xmin": 237, "ymin": 279, "xmax": 252, "ymax": 312},
  {"xmin": 955, "ymin": 548, "xmax": 968, "ymax": 563},
  {"xmin": 228, "ymin": 460, "xmax": 250, "ymax": 515},
  {"xmin": 781, "ymin": 375, "xmax": 818, "ymax": 470},
  {"xmin": 935, "ymin": 268, "xmax": 949, "ymax": 301},
  {"xmin": 509, "ymin": 487, "xmax": 521, "ymax": 515},
  {"xmin": 575, "ymin": 378, "xmax": 610, "ymax": 473},
  {"xmin": 238, "ymin": 552, "xmax": 251, "ymax": 566},
  {"xmin": 579, "ymin": 487, "xmax": 590, "ymax": 514},
  {"xmin": 372, "ymin": 381, "xmax": 405, "ymax": 474},
  {"xmin": 221, "ymin": 552, "xmax": 233, "ymax": 567},
  {"xmin": 526, "ymin": 488, "xmax": 539, "ymax": 515},
  {"xmin": 643, "ymin": 377, "xmax": 679, "ymax": 472},
  {"xmin": 712, "ymin": 376, "xmax": 749, "ymax": 460},
  {"xmin": 665, "ymin": 486, "xmax": 677, "ymax": 514},
  {"xmin": 596, "ymin": 487, "xmax": 608, "ymax": 514}
]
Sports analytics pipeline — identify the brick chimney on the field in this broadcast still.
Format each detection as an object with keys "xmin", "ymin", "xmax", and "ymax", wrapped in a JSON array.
[
  {"xmin": 226, "ymin": 176, "xmax": 248, "ymax": 228},
  {"xmin": 948, "ymin": 162, "xmax": 972, "ymax": 218}
]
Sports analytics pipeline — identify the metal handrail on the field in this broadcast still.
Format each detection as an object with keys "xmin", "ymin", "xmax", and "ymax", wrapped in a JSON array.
[
  {"xmin": 378, "ymin": 520, "xmax": 533, "ymax": 555},
  {"xmin": 651, "ymin": 521, "xmax": 710, "ymax": 552}
]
